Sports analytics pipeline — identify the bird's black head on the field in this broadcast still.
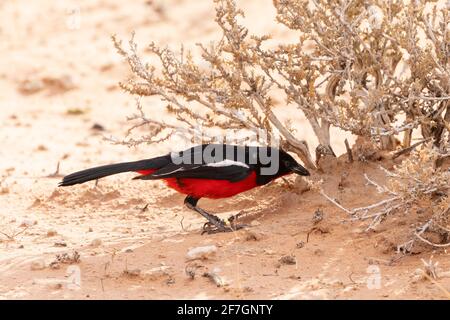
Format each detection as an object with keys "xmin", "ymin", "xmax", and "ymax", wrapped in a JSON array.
[
  {"xmin": 254, "ymin": 147, "xmax": 310, "ymax": 185},
  {"xmin": 279, "ymin": 150, "xmax": 310, "ymax": 176}
]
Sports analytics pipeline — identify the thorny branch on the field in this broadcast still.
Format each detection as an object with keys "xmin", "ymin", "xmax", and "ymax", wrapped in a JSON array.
[{"xmin": 321, "ymin": 143, "xmax": 450, "ymax": 251}]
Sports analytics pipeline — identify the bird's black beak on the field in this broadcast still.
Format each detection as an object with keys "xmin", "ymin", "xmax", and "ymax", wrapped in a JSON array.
[{"xmin": 291, "ymin": 164, "xmax": 310, "ymax": 176}]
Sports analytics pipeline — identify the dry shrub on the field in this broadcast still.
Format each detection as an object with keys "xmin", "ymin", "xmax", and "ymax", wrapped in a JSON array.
[
  {"xmin": 386, "ymin": 144, "xmax": 450, "ymax": 251},
  {"xmin": 322, "ymin": 142, "xmax": 450, "ymax": 252},
  {"xmin": 111, "ymin": 0, "xmax": 449, "ymax": 168},
  {"xmin": 110, "ymin": 0, "xmax": 449, "ymax": 250},
  {"xmin": 272, "ymin": 0, "xmax": 449, "ymax": 153}
]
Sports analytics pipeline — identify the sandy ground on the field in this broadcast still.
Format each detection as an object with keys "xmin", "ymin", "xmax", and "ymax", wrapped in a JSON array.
[{"xmin": 0, "ymin": 0, "xmax": 449, "ymax": 299}]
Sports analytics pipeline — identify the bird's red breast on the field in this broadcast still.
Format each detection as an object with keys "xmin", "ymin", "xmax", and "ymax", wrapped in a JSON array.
[{"xmin": 136, "ymin": 169, "xmax": 258, "ymax": 199}]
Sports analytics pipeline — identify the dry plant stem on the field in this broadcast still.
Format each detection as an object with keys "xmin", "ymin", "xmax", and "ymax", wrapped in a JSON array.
[
  {"xmin": 420, "ymin": 271, "xmax": 450, "ymax": 299},
  {"xmin": 324, "ymin": 182, "xmax": 450, "ymax": 247},
  {"xmin": 344, "ymin": 139, "xmax": 353, "ymax": 162},
  {"xmin": 0, "ymin": 226, "xmax": 29, "ymax": 241},
  {"xmin": 322, "ymin": 143, "xmax": 450, "ymax": 249},
  {"xmin": 319, "ymin": 190, "xmax": 352, "ymax": 215},
  {"xmin": 321, "ymin": 174, "xmax": 399, "ymax": 220},
  {"xmin": 251, "ymin": 93, "xmax": 315, "ymax": 168},
  {"xmin": 46, "ymin": 161, "xmax": 62, "ymax": 178},
  {"xmin": 203, "ymin": 271, "xmax": 225, "ymax": 287},
  {"xmin": 392, "ymin": 138, "xmax": 431, "ymax": 159},
  {"xmin": 415, "ymin": 231, "xmax": 450, "ymax": 248}
]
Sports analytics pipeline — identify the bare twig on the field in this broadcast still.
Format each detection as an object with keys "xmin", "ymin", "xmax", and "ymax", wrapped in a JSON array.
[
  {"xmin": 0, "ymin": 226, "xmax": 29, "ymax": 241},
  {"xmin": 344, "ymin": 139, "xmax": 353, "ymax": 163},
  {"xmin": 320, "ymin": 190, "xmax": 353, "ymax": 215},
  {"xmin": 420, "ymin": 271, "xmax": 450, "ymax": 299},
  {"xmin": 203, "ymin": 271, "xmax": 226, "ymax": 287},
  {"xmin": 46, "ymin": 161, "xmax": 63, "ymax": 178},
  {"xmin": 392, "ymin": 138, "xmax": 431, "ymax": 159},
  {"xmin": 415, "ymin": 233, "xmax": 450, "ymax": 248}
]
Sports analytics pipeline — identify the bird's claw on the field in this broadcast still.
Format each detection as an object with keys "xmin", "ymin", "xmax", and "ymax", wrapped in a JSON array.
[{"xmin": 201, "ymin": 215, "xmax": 247, "ymax": 235}]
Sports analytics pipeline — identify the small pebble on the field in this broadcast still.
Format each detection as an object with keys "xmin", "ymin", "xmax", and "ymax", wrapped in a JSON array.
[
  {"xmin": 33, "ymin": 279, "xmax": 64, "ymax": 290},
  {"xmin": 90, "ymin": 238, "xmax": 102, "ymax": 247},
  {"xmin": 54, "ymin": 242, "xmax": 67, "ymax": 247},
  {"xmin": 186, "ymin": 245, "xmax": 217, "ymax": 260},
  {"xmin": 279, "ymin": 255, "xmax": 296, "ymax": 265},
  {"xmin": 30, "ymin": 260, "xmax": 46, "ymax": 271},
  {"xmin": 296, "ymin": 241, "xmax": 305, "ymax": 249},
  {"xmin": 124, "ymin": 269, "xmax": 141, "ymax": 277},
  {"xmin": 20, "ymin": 219, "xmax": 37, "ymax": 227},
  {"xmin": 91, "ymin": 123, "xmax": 105, "ymax": 131},
  {"xmin": 47, "ymin": 229, "xmax": 58, "ymax": 237},
  {"xmin": 143, "ymin": 266, "xmax": 171, "ymax": 280}
]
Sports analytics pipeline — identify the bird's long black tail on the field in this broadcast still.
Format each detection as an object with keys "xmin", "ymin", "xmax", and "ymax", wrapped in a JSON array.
[{"xmin": 59, "ymin": 156, "xmax": 169, "ymax": 187}]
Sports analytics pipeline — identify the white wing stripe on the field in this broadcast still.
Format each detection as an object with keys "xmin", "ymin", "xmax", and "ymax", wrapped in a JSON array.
[
  {"xmin": 152, "ymin": 167, "xmax": 188, "ymax": 177},
  {"xmin": 206, "ymin": 159, "xmax": 249, "ymax": 168}
]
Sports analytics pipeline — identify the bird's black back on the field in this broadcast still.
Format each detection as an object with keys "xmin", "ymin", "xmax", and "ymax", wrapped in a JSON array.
[{"xmin": 171, "ymin": 144, "xmax": 295, "ymax": 185}]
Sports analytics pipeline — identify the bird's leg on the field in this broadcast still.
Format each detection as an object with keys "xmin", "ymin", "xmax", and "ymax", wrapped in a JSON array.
[{"xmin": 184, "ymin": 196, "xmax": 230, "ymax": 233}]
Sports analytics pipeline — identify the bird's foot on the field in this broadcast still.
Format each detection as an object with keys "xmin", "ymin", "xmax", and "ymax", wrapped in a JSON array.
[{"xmin": 201, "ymin": 215, "xmax": 248, "ymax": 235}]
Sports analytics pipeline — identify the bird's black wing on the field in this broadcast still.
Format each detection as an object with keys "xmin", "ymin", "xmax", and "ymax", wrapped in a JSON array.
[{"xmin": 133, "ymin": 161, "xmax": 252, "ymax": 182}]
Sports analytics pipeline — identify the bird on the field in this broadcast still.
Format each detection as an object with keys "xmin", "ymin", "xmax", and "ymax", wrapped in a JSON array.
[{"xmin": 59, "ymin": 144, "xmax": 310, "ymax": 233}]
